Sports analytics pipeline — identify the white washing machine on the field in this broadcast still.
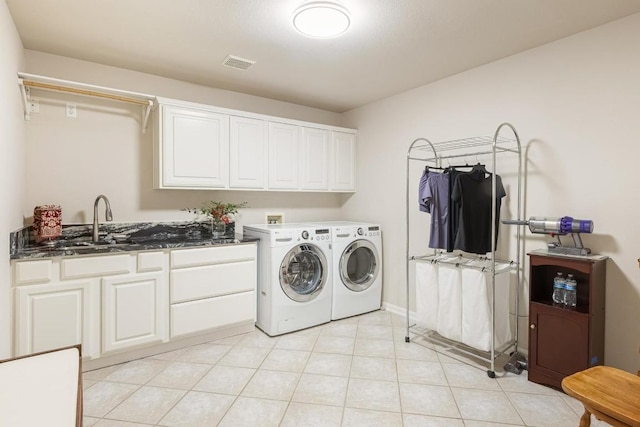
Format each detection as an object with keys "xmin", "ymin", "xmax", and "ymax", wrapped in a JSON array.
[
  {"xmin": 314, "ymin": 221, "xmax": 383, "ymax": 320},
  {"xmin": 243, "ymin": 223, "xmax": 333, "ymax": 336}
]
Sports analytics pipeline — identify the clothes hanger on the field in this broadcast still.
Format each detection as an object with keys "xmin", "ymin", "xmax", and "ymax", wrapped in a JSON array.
[
  {"xmin": 445, "ymin": 162, "xmax": 477, "ymax": 172},
  {"xmin": 470, "ymin": 155, "xmax": 488, "ymax": 174},
  {"xmin": 471, "ymin": 162, "xmax": 487, "ymax": 173},
  {"xmin": 425, "ymin": 165, "xmax": 446, "ymax": 173}
]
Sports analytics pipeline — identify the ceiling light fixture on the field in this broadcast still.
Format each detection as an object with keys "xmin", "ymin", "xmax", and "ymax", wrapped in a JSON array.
[{"xmin": 293, "ymin": 1, "xmax": 351, "ymax": 39}]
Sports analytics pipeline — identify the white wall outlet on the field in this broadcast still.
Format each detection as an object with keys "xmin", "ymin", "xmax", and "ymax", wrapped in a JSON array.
[
  {"xmin": 65, "ymin": 103, "xmax": 77, "ymax": 118},
  {"xmin": 29, "ymin": 99, "xmax": 39, "ymax": 113}
]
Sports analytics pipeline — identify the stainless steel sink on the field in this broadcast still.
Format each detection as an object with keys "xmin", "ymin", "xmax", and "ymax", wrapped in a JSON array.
[
  {"xmin": 55, "ymin": 240, "xmax": 131, "ymax": 251},
  {"xmin": 213, "ymin": 238, "xmax": 241, "ymax": 245}
]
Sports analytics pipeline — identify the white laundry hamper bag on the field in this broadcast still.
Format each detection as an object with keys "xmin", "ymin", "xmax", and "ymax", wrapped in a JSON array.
[
  {"xmin": 415, "ymin": 260, "xmax": 438, "ymax": 331},
  {"xmin": 436, "ymin": 262, "xmax": 463, "ymax": 342},
  {"xmin": 460, "ymin": 262, "xmax": 512, "ymax": 351}
]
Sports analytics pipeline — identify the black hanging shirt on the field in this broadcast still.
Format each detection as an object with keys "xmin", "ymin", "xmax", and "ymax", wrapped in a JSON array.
[{"xmin": 451, "ymin": 170, "xmax": 506, "ymax": 254}]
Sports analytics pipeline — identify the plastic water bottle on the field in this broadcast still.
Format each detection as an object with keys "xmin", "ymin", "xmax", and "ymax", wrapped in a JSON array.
[
  {"xmin": 564, "ymin": 274, "xmax": 577, "ymax": 309},
  {"xmin": 552, "ymin": 272, "xmax": 566, "ymax": 307}
]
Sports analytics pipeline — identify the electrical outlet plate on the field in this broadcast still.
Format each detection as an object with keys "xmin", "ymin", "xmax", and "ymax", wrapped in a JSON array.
[{"xmin": 66, "ymin": 103, "xmax": 77, "ymax": 118}]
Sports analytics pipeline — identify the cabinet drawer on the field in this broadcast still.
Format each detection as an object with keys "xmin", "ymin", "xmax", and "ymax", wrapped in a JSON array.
[
  {"xmin": 170, "ymin": 291, "xmax": 255, "ymax": 338},
  {"xmin": 14, "ymin": 260, "xmax": 53, "ymax": 285},
  {"xmin": 137, "ymin": 251, "xmax": 165, "ymax": 272},
  {"xmin": 170, "ymin": 260, "xmax": 256, "ymax": 303},
  {"xmin": 61, "ymin": 255, "xmax": 131, "ymax": 280},
  {"xmin": 170, "ymin": 244, "xmax": 256, "ymax": 268}
]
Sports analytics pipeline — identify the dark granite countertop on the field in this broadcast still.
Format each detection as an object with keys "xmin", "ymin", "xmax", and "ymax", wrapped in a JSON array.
[{"xmin": 10, "ymin": 221, "xmax": 257, "ymax": 260}]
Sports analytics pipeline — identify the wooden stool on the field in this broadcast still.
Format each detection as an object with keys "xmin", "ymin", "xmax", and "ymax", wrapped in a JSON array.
[{"xmin": 561, "ymin": 366, "xmax": 640, "ymax": 427}]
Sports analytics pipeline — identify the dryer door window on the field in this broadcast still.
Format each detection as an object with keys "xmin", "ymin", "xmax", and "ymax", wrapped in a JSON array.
[
  {"xmin": 340, "ymin": 240, "xmax": 379, "ymax": 292},
  {"xmin": 280, "ymin": 244, "xmax": 328, "ymax": 302}
]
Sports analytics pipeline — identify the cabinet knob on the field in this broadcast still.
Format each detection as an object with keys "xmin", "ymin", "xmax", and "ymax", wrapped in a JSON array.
[{"xmin": 530, "ymin": 324, "xmax": 536, "ymax": 330}]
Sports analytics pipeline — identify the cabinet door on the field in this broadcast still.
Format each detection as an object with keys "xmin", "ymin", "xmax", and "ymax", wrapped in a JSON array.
[
  {"xmin": 529, "ymin": 302, "xmax": 589, "ymax": 385},
  {"xmin": 300, "ymin": 127, "xmax": 329, "ymax": 190},
  {"xmin": 102, "ymin": 272, "xmax": 166, "ymax": 353},
  {"xmin": 161, "ymin": 105, "xmax": 229, "ymax": 188},
  {"xmin": 268, "ymin": 122, "xmax": 300, "ymax": 189},
  {"xmin": 229, "ymin": 116, "xmax": 267, "ymax": 189},
  {"xmin": 329, "ymin": 131, "xmax": 356, "ymax": 191},
  {"xmin": 15, "ymin": 280, "xmax": 99, "ymax": 357}
]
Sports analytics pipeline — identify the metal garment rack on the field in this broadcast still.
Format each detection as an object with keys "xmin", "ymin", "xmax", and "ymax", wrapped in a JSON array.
[{"xmin": 404, "ymin": 122, "xmax": 523, "ymax": 377}]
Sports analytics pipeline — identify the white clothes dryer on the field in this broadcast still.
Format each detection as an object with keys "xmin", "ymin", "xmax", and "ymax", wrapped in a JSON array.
[
  {"xmin": 314, "ymin": 221, "xmax": 383, "ymax": 320},
  {"xmin": 243, "ymin": 223, "xmax": 333, "ymax": 336}
]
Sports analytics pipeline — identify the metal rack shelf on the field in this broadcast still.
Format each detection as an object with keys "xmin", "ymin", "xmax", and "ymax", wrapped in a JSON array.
[
  {"xmin": 404, "ymin": 122, "xmax": 524, "ymax": 377},
  {"xmin": 408, "ymin": 135, "xmax": 520, "ymax": 163}
]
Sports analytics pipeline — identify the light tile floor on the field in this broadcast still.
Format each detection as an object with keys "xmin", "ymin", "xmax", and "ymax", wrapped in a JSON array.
[{"xmin": 82, "ymin": 310, "xmax": 607, "ymax": 426}]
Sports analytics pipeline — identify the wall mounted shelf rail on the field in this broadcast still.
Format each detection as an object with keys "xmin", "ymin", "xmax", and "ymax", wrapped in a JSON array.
[{"xmin": 17, "ymin": 72, "xmax": 156, "ymax": 133}]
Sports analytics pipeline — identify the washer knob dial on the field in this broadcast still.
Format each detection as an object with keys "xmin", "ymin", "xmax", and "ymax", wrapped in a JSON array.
[
  {"xmin": 301, "ymin": 230, "xmax": 309, "ymax": 240},
  {"xmin": 357, "ymin": 227, "xmax": 364, "ymax": 236}
]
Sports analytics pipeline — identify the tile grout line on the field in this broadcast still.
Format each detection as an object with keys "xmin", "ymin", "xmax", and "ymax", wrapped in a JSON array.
[
  {"xmin": 217, "ymin": 329, "xmax": 283, "ymax": 426},
  {"xmin": 84, "ymin": 311, "xmax": 574, "ymax": 427},
  {"xmin": 339, "ymin": 320, "xmax": 359, "ymax": 425},
  {"xmin": 275, "ymin": 328, "xmax": 321, "ymax": 427},
  {"xmin": 101, "ymin": 342, "xmax": 230, "ymax": 425},
  {"xmin": 153, "ymin": 356, "xmax": 218, "ymax": 425}
]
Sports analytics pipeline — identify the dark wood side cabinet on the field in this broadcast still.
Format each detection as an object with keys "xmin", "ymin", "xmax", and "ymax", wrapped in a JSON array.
[{"xmin": 527, "ymin": 252, "xmax": 607, "ymax": 389}]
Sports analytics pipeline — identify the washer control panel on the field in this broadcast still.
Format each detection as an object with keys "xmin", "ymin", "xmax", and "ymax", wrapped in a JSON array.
[
  {"xmin": 264, "ymin": 226, "xmax": 333, "ymax": 245},
  {"xmin": 297, "ymin": 228, "xmax": 331, "ymax": 242},
  {"xmin": 310, "ymin": 228, "xmax": 331, "ymax": 241},
  {"xmin": 366, "ymin": 226, "xmax": 382, "ymax": 237}
]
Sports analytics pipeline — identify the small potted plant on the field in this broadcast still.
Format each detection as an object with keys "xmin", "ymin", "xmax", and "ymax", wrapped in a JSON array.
[{"xmin": 183, "ymin": 201, "xmax": 248, "ymax": 238}]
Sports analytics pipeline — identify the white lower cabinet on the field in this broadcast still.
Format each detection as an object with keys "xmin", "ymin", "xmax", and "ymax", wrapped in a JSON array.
[
  {"xmin": 170, "ymin": 260, "xmax": 256, "ymax": 304},
  {"xmin": 15, "ymin": 279, "xmax": 100, "ymax": 357},
  {"xmin": 102, "ymin": 272, "xmax": 166, "ymax": 353},
  {"xmin": 169, "ymin": 244, "xmax": 257, "ymax": 338},
  {"xmin": 171, "ymin": 291, "xmax": 255, "ymax": 338},
  {"xmin": 12, "ymin": 243, "xmax": 257, "ymax": 363}
]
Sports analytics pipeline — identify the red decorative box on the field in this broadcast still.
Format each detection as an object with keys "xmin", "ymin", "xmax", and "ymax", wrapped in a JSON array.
[{"xmin": 34, "ymin": 205, "xmax": 62, "ymax": 244}]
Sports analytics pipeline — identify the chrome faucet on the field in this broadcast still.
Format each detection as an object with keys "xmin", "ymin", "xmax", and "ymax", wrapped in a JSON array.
[{"xmin": 93, "ymin": 195, "xmax": 113, "ymax": 242}]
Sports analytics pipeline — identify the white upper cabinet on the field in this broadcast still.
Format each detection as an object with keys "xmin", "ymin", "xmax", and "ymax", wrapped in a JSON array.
[
  {"xmin": 329, "ymin": 131, "xmax": 356, "ymax": 191},
  {"xmin": 154, "ymin": 97, "xmax": 356, "ymax": 192},
  {"xmin": 268, "ymin": 122, "xmax": 300, "ymax": 190},
  {"xmin": 155, "ymin": 103, "xmax": 229, "ymax": 189},
  {"xmin": 300, "ymin": 127, "xmax": 329, "ymax": 190},
  {"xmin": 229, "ymin": 116, "xmax": 267, "ymax": 189}
]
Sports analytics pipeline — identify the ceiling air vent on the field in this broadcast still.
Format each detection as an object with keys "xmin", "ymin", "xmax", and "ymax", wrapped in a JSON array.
[{"xmin": 222, "ymin": 55, "xmax": 256, "ymax": 71}]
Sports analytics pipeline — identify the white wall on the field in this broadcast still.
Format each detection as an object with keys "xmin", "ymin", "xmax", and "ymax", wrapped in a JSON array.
[
  {"xmin": 0, "ymin": 0, "xmax": 26, "ymax": 358},
  {"xmin": 23, "ymin": 51, "xmax": 350, "ymax": 228},
  {"xmin": 342, "ymin": 13, "xmax": 640, "ymax": 373},
  {"xmin": 11, "ymin": 7, "xmax": 640, "ymax": 373}
]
